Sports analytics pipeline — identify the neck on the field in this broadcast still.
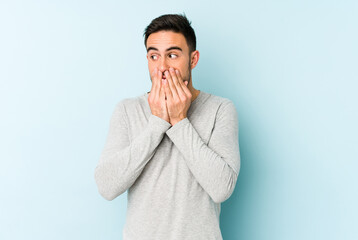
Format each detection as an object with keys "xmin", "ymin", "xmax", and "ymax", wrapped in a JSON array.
[
  {"xmin": 188, "ymin": 86, "xmax": 200, "ymax": 102},
  {"xmin": 187, "ymin": 77, "xmax": 200, "ymax": 102}
]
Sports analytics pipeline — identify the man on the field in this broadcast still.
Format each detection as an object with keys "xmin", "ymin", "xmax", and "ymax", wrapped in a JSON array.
[{"xmin": 94, "ymin": 13, "xmax": 240, "ymax": 240}]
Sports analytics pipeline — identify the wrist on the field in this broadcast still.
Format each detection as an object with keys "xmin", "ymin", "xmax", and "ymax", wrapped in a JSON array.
[{"xmin": 170, "ymin": 116, "xmax": 186, "ymax": 126}]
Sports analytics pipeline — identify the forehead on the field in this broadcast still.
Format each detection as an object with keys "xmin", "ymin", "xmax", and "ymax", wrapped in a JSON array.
[{"xmin": 146, "ymin": 30, "xmax": 188, "ymax": 51}]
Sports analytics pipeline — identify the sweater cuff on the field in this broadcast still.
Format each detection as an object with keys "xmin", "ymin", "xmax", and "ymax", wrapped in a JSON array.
[
  {"xmin": 148, "ymin": 114, "xmax": 172, "ymax": 133},
  {"xmin": 165, "ymin": 117, "xmax": 190, "ymax": 137}
]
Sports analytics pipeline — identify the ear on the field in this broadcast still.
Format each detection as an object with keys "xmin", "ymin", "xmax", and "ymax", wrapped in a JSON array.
[{"xmin": 190, "ymin": 50, "xmax": 200, "ymax": 70}]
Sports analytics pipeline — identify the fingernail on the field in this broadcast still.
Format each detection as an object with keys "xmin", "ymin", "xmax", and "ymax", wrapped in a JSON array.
[
  {"xmin": 175, "ymin": 69, "xmax": 179, "ymax": 74},
  {"xmin": 170, "ymin": 68, "xmax": 174, "ymax": 72}
]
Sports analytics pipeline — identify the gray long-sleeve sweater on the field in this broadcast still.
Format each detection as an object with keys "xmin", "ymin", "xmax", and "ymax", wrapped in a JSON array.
[{"xmin": 94, "ymin": 90, "xmax": 240, "ymax": 240}]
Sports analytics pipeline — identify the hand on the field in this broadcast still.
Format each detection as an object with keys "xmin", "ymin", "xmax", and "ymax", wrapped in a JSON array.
[
  {"xmin": 163, "ymin": 67, "xmax": 192, "ymax": 126},
  {"xmin": 148, "ymin": 67, "xmax": 170, "ymax": 123}
]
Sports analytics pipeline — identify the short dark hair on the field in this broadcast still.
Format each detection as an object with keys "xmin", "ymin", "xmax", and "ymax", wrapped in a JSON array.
[{"xmin": 143, "ymin": 13, "xmax": 197, "ymax": 54}]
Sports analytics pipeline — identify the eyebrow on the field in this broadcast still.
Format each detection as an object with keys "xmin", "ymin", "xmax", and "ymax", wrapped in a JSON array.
[{"xmin": 146, "ymin": 46, "xmax": 183, "ymax": 53}]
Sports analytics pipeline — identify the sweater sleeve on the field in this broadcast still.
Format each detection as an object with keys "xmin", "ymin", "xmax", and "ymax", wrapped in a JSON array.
[
  {"xmin": 94, "ymin": 101, "xmax": 172, "ymax": 201},
  {"xmin": 165, "ymin": 100, "xmax": 240, "ymax": 203}
]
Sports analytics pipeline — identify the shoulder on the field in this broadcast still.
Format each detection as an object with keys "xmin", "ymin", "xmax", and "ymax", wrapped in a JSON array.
[
  {"xmin": 115, "ymin": 92, "xmax": 147, "ymax": 110},
  {"xmin": 202, "ymin": 92, "xmax": 238, "ymax": 122},
  {"xmin": 204, "ymin": 92, "xmax": 236, "ymax": 111},
  {"xmin": 209, "ymin": 93, "xmax": 233, "ymax": 105}
]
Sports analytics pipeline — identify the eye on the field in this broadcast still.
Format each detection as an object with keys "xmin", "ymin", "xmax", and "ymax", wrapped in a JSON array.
[
  {"xmin": 150, "ymin": 55, "xmax": 158, "ymax": 60},
  {"xmin": 169, "ymin": 53, "xmax": 178, "ymax": 59}
]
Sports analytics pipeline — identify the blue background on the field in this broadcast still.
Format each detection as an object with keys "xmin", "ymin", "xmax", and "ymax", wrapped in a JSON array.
[{"xmin": 0, "ymin": 0, "xmax": 357, "ymax": 239}]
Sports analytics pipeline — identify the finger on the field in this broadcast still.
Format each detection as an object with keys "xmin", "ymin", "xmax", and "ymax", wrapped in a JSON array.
[
  {"xmin": 160, "ymin": 80, "xmax": 166, "ymax": 101},
  {"xmin": 150, "ymin": 67, "xmax": 159, "ymax": 94},
  {"xmin": 163, "ymin": 78, "xmax": 173, "ymax": 100},
  {"xmin": 163, "ymin": 80, "xmax": 174, "ymax": 107},
  {"xmin": 175, "ymin": 69, "xmax": 191, "ymax": 96},
  {"xmin": 165, "ymin": 70, "xmax": 179, "ymax": 100},
  {"xmin": 169, "ymin": 68, "xmax": 187, "ymax": 100},
  {"xmin": 154, "ymin": 68, "xmax": 163, "ymax": 98},
  {"xmin": 150, "ymin": 67, "xmax": 159, "ymax": 86}
]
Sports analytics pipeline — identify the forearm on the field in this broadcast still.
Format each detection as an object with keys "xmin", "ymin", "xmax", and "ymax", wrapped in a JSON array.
[
  {"xmin": 95, "ymin": 114, "xmax": 171, "ymax": 201},
  {"xmin": 166, "ymin": 101, "xmax": 240, "ymax": 203}
]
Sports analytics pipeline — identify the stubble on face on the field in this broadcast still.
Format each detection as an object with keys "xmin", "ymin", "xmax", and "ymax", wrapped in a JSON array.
[{"xmin": 186, "ymin": 58, "xmax": 191, "ymax": 85}]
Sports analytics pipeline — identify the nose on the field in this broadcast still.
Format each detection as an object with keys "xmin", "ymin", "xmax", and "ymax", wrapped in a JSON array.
[{"xmin": 159, "ymin": 57, "xmax": 169, "ymax": 74}]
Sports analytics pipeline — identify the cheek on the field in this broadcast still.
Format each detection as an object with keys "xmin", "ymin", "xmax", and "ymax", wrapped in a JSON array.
[
  {"xmin": 150, "ymin": 63, "xmax": 161, "ymax": 72},
  {"xmin": 148, "ymin": 63, "xmax": 156, "ymax": 73},
  {"xmin": 177, "ymin": 63, "xmax": 187, "ymax": 73}
]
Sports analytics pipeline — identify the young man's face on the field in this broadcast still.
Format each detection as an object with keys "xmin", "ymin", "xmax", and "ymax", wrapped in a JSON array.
[{"xmin": 146, "ymin": 30, "xmax": 193, "ymax": 84}]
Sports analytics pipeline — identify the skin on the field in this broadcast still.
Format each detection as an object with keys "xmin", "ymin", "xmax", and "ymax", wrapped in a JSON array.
[{"xmin": 146, "ymin": 30, "xmax": 200, "ymax": 126}]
